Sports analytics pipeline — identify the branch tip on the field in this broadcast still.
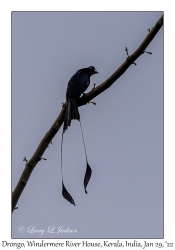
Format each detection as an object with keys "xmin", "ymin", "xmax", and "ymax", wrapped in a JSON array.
[
  {"xmin": 92, "ymin": 83, "xmax": 96, "ymax": 89},
  {"xmin": 88, "ymin": 101, "xmax": 96, "ymax": 105},
  {"xmin": 23, "ymin": 157, "xmax": 28, "ymax": 162},
  {"xmin": 132, "ymin": 62, "xmax": 137, "ymax": 66},
  {"xmin": 39, "ymin": 157, "xmax": 47, "ymax": 161},
  {"xmin": 125, "ymin": 47, "xmax": 129, "ymax": 57},
  {"xmin": 144, "ymin": 50, "xmax": 152, "ymax": 55},
  {"xmin": 62, "ymin": 102, "xmax": 67, "ymax": 108}
]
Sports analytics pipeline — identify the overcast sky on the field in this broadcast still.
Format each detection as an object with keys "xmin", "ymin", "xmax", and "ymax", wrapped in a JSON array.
[{"xmin": 12, "ymin": 12, "xmax": 163, "ymax": 239}]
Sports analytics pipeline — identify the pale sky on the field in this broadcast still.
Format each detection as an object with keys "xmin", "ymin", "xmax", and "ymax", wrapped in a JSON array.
[{"xmin": 12, "ymin": 12, "xmax": 163, "ymax": 238}]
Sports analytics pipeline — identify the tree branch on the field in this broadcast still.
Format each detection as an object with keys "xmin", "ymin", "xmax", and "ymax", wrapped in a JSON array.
[{"xmin": 12, "ymin": 14, "xmax": 163, "ymax": 213}]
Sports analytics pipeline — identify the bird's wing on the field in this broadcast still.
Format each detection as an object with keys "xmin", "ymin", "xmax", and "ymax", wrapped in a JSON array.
[{"xmin": 66, "ymin": 71, "xmax": 90, "ymax": 98}]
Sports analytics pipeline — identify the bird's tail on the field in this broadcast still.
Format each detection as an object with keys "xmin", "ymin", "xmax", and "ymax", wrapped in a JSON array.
[{"xmin": 63, "ymin": 98, "xmax": 80, "ymax": 133}]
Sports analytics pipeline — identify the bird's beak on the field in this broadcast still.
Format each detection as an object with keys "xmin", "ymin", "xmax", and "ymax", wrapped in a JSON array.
[{"xmin": 93, "ymin": 70, "xmax": 98, "ymax": 74}]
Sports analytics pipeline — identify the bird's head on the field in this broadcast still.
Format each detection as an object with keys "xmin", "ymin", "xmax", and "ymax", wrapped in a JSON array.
[
  {"xmin": 87, "ymin": 66, "xmax": 98, "ymax": 76},
  {"xmin": 81, "ymin": 66, "xmax": 98, "ymax": 76}
]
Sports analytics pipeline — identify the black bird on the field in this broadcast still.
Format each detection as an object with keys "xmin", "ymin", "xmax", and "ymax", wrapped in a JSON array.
[
  {"xmin": 61, "ymin": 66, "xmax": 98, "ymax": 206},
  {"xmin": 63, "ymin": 66, "xmax": 98, "ymax": 132}
]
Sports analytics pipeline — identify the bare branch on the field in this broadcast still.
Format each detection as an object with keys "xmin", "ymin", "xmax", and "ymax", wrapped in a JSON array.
[
  {"xmin": 78, "ymin": 15, "xmax": 163, "ymax": 107},
  {"xmin": 12, "ymin": 15, "xmax": 163, "ymax": 213}
]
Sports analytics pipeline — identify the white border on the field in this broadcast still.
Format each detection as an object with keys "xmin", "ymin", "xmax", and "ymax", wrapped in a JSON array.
[{"xmin": 0, "ymin": 0, "xmax": 174, "ymax": 248}]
